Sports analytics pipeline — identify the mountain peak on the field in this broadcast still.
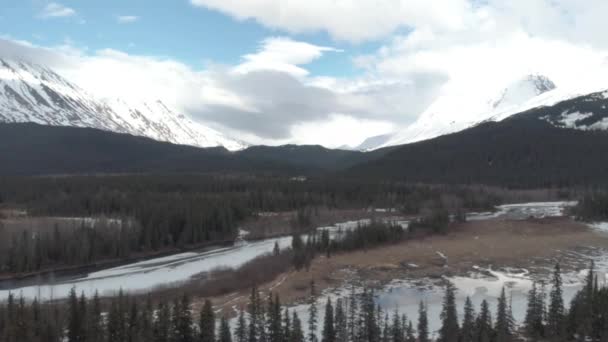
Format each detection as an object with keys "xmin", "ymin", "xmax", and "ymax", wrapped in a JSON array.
[
  {"xmin": 0, "ymin": 57, "xmax": 246, "ymax": 150},
  {"xmin": 492, "ymin": 74, "xmax": 556, "ymax": 110}
]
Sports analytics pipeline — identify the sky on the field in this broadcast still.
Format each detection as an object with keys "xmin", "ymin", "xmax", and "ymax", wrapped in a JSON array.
[{"xmin": 2, "ymin": 1, "xmax": 608, "ymax": 147}]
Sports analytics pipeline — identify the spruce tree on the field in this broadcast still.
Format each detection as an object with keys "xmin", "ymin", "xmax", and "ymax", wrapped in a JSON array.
[
  {"xmin": 292, "ymin": 312, "xmax": 305, "ymax": 342},
  {"xmin": 460, "ymin": 297, "xmax": 475, "ymax": 342},
  {"xmin": 321, "ymin": 298, "xmax": 335, "ymax": 342},
  {"xmin": 199, "ymin": 299, "xmax": 215, "ymax": 342},
  {"xmin": 67, "ymin": 288, "xmax": 84, "ymax": 342},
  {"xmin": 390, "ymin": 309, "xmax": 403, "ymax": 342},
  {"xmin": 248, "ymin": 287, "xmax": 260, "ymax": 342},
  {"xmin": 89, "ymin": 291, "xmax": 104, "ymax": 342},
  {"xmin": 235, "ymin": 309, "xmax": 247, "ymax": 342},
  {"xmin": 405, "ymin": 321, "xmax": 416, "ymax": 342},
  {"xmin": 347, "ymin": 286, "xmax": 358, "ymax": 342},
  {"xmin": 439, "ymin": 282, "xmax": 459, "ymax": 342},
  {"xmin": 284, "ymin": 309, "xmax": 292, "ymax": 342},
  {"xmin": 476, "ymin": 300, "xmax": 493, "ymax": 342},
  {"xmin": 219, "ymin": 316, "xmax": 233, "ymax": 342},
  {"xmin": 495, "ymin": 287, "xmax": 512, "ymax": 342},
  {"xmin": 153, "ymin": 302, "xmax": 171, "ymax": 342},
  {"xmin": 268, "ymin": 294, "xmax": 283, "ymax": 342},
  {"xmin": 308, "ymin": 281, "xmax": 319, "ymax": 342},
  {"xmin": 334, "ymin": 299, "xmax": 348, "ymax": 342},
  {"xmin": 173, "ymin": 294, "xmax": 194, "ymax": 342},
  {"xmin": 547, "ymin": 264, "xmax": 565, "ymax": 340},
  {"xmin": 417, "ymin": 301, "xmax": 429, "ymax": 342}
]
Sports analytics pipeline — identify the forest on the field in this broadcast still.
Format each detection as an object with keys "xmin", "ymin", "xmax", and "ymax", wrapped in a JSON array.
[
  {"xmin": 0, "ymin": 175, "xmax": 504, "ymax": 274},
  {"xmin": 0, "ymin": 263, "xmax": 603, "ymax": 342}
]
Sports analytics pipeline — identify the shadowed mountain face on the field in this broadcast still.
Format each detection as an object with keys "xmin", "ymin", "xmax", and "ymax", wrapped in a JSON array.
[
  {"xmin": 2, "ymin": 90, "xmax": 608, "ymax": 187},
  {"xmin": 345, "ymin": 91, "xmax": 608, "ymax": 187}
]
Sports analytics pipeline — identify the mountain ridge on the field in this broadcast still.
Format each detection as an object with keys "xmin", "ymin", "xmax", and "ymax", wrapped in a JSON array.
[{"xmin": 0, "ymin": 58, "xmax": 245, "ymax": 150}]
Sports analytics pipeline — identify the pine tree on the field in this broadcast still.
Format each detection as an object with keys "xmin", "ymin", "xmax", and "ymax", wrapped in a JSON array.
[
  {"xmin": 547, "ymin": 264, "xmax": 565, "ymax": 340},
  {"xmin": 405, "ymin": 321, "xmax": 415, "ymax": 342},
  {"xmin": 89, "ymin": 291, "xmax": 104, "ymax": 342},
  {"xmin": 220, "ymin": 316, "xmax": 233, "ymax": 342},
  {"xmin": 248, "ymin": 287, "xmax": 261, "ymax": 342},
  {"xmin": 67, "ymin": 287, "xmax": 85, "ymax": 342},
  {"xmin": 460, "ymin": 297, "xmax": 475, "ymax": 342},
  {"xmin": 199, "ymin": 299, "xmax": 215, "ymax": 342},
  {"xmin": 308, "ymin": 281, "xmax": 319, "ymax": 342},
  {"xmin": 347, "ymin": 286, "xmax": 358, "ymax": 342},
  {"xmin": 154, "ymin": 302, "xmax": 171, "ymax": 342},
  {"xmin": 334, "ymin": 299, "xmax": 348, "ymax": 342},
  {"xmin": 321, "ymin": 298, "xmax": 335, "ymax": 342},
  {"xmin": 292, "ymin": 312, "xmax": 305, "ymax": 342},
  {"xmin": 439, "ymin": 282, "xmax": 459, "ymax": 342},
  {"xmin": 173, "ymin": 294, "xmax": 193, "ymax": 342},
  {"xmin": 495, "ymin": 287, "xmax": 512, "ymax": 342},
  {"xmin": 390, "ymin": 309, "xmax": 403, "ymax": 342},
  {"xmin": 235, "ymin": 309, "xmax": 248, "ymax": 342},
  {"xmin": 284, "ymin": 309, "xmax": 292, "ymax": 342},
  {"xmin": 268, "ymin": 294, "xmax": 283, "ymax": 342},
  {"xmin": 476, "ymin": 300, "xmax": 493, "ymax": 342},
  {"xmin": 417, "ymin": 301, "xmax": 429, "ymax": 342},
  {"xmin": 127, "ymin": 300, "xmax": 140, "ymax": 342}
]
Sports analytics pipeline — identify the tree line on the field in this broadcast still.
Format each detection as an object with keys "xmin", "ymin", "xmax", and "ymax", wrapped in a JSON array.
[
  {"xmin": 0, "ymin": 175, "xmax": 501, "ymax": 274},
  {"xmin": 1, "ymin": 262, "xmax": 605, "ymax": 342}
]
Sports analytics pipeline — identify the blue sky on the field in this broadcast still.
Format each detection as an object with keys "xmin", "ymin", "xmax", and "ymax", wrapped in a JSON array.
[{"xmin": 1, "ymin": 0, "xmax": 383, "ymax": 77}]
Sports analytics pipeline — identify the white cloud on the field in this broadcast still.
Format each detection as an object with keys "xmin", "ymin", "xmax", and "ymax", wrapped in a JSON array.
[
  {"xmin": 233, "ymin": 37, "xmax": 340, "ymax": 77},
  {"xmin": 116, "ymin": 15, "xmax": 139, "ymax": 24},
  {"xmin": 39, "ymin": 2, "xmax": 76, "ymax": 18},
  {"xmin": 190, "ymin": 0, "xmax": 473, "ymax": 42}
]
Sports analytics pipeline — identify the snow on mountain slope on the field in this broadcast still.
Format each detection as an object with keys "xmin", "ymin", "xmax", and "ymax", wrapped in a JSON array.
[
  {"xmin": 369, "ymin": 74, "xmax": 595, "ymax": 150},
  {"xmin": 0, "ymin": 58, "xmax": 245, "ymax": 150}
]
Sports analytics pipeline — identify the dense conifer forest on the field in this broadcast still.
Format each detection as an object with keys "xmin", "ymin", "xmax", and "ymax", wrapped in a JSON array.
[
  {"xmin": 0, "ymin": 263, "xmax": 603, "ymax": 342},
  {"xmin": 0, "ymin": 175, "xmax": 502, "ymax": 274}
]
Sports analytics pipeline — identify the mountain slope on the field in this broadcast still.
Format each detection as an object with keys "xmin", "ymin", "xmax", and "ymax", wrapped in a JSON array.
[
  {"xmin": 0, "ymin": 58, "xmax": 244, "ymax": 150},
  {"xmin": 0, "ymin": 123, "xmax": 289, "ymax": 176},
  {"xmin": 366, "ymin": 74, "xmax": 579, "ymax": 150},
  {"xmin": 345, "ymin": 90, "xmax": 608, "ymax": 187}
]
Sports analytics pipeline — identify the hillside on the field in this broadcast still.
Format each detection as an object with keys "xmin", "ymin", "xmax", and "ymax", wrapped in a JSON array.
[{"xmin": 345, "ymin": 91, "xmax": 608, "ymax": 187}]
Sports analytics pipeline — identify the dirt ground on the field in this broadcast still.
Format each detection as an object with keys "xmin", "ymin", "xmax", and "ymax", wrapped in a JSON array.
[{"xmin": 208, "ymin": 217, "xmax": 608, "ymax": 315}]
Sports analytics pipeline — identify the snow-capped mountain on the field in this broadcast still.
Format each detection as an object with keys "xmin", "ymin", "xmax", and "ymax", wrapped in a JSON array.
[
  {"xmin": 0, "ymin": 58, "xmax": 245, "ymax": 150},
  {"xmin": 364, "ymin": 74, "xmax": 595, "ymax": 150}
]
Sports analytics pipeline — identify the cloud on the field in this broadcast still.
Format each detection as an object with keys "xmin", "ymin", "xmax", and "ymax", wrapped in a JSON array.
[
  {"xmin": 190, "ymin": 0, "xmax": 473, "ymax": 42},
  {"xmin": 39, "ymin": 2, "xmax": 76, "ymax": 18},
  {"xmin": 233, "ymin": 37, "xmax": 340, "ymax": 77},
  {"xmin": 116, "ymin": 15, "xmax": 139, "ymax": 24}
]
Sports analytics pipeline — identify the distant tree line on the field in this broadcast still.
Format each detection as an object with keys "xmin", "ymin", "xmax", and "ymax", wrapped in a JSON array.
[
  {"xmin": 0, "ymin": 175, "xmax": 501, "ymax": 274},
  {"xmin": 1, "ymin": 263, "xmax": 605, "ymax": 342},
  {"xmin": 572, "ymin": 191, "xmax": 608, "ymax": 221}
]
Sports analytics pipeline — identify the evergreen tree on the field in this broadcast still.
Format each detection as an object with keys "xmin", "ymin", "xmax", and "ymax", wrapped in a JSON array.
[
  {"xmin": 417, "ymin": 301, "xmax": 429, "ymax": 342},
  {"xmin": 248, "ymin": 287, "xmax": 261, "ymax": 342},
  {"xmin": 334, "ymin": 299, "xmax": 348, "ymax": 342},
  {"xmin": 268, "ymin": 294, "xmax": 283, "ymax": 342},
  {"xmin": 308, "ymin": 281, "xmax": 319, "ymax": 342},
  {"xmin": 89, "ymin": 291, "xmax": 105, "ymax": 342},
  {"xmin": 219, "ymin": 316, "xmax": 233, "ymax": 342},
  {"xmin": 547, "ymin": 264, "xmax": 565, "ymax": 340},
  {"xmin": 67, "ymin": 288, "xmax": 85, "ymax": 342},
  {"xmin": 292, "ymin": 312, "xmax": 305, "ymax": 342},
  {"xmin": 235, "ymin": 309, "xmax": 248, "ymax": 342},
  {"xmin": 390, "ymin": 309, "xmax": 403, "ymax": 342},
  {"xmin": 476, "ymin": 300, "xmax": 493, "ymax": 342},
  {"xmin": 347, "ymin": 286, "xmax": 358, "ymax": 342},
  {"xmin": 154, "ymin": 302, "xmax": 171, "ymax": 342},
  {"xmin": 127, "ymin": 300, "xmax": 140, "ymax": 342},
  {"xmin": 495, "ymin": 287, "xmax": 512, "ymax": 342},
  {"xmin": 439, "ymin": 282, "xmax": 459, "ymax": 342},
  {"xmin": 284, "ymin": 309, "xmax": 292, "ymax": 342},
  {"xmin": 460, "ymin": 297, "xmax": 475, "ymax": 342},
  {"xmin": 321, "ymin": 298, "xmax": 335, "ymax": 342},
  {"xmin": 405, "ymin": 321, "xmax": 416, "ymax": 342},
  {"xmin": 173, "ymin": 294, "xmax": 194, "ymax": 342},
  {"xmin": 199, "ymin": 299, "xmax": 215, "ymax": 342}
]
